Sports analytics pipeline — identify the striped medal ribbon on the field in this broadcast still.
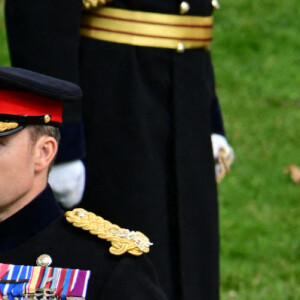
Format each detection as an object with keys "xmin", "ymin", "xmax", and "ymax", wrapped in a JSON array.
[{"xmin": 0, "ymin": 263, "xmax": 90, "ymax": 299}]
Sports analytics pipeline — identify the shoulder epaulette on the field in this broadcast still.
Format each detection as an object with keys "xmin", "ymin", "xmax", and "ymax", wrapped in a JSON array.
[
  {"xmin": 65, "ymin": 208, "xmax": 153, "ymax": 256},
  {"xmin": 82, "ymin": 0, "xmax": 113, "ymax": 10}
]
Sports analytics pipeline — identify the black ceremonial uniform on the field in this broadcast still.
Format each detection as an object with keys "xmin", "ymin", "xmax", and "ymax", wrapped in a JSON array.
[
  {"xmin": 5, "ymin": 1, "xmax": 223, "ymax": 299},
  {"xmin": 0, "ymin": 185, "xmax": 167, "ymax": 299}
]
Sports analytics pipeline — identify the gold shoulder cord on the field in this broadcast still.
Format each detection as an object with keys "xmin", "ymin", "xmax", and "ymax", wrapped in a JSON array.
[
  {"xmin": 82, "ymin": 0, "xmax": 113, "ymax": 10},
  {"xmin": 0, "ymin": 122, "xmax": 18, "ymax": 132},
  {"xmin": 65, "ymin": 208, "xmax": 153, "ymax": 256}
]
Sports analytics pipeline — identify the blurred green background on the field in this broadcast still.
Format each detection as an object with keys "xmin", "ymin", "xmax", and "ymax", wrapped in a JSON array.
[{"xmin": 1, "ymin": 1, "xmax": 299, "ymax": 299}]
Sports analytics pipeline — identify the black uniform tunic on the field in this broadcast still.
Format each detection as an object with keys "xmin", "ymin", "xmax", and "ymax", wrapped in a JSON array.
[
  {"xmin": 5, "ymin": 1, "xmax": 222, "ymax": 299},
  {"xmin": 0, "ymin": 186, "xmax": 167, "ymax": 299}
]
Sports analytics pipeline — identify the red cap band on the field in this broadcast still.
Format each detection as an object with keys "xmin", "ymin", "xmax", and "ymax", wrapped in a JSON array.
[{"xmin": 0, "ymin": 90, "xmax": 63, "ymax": 123}]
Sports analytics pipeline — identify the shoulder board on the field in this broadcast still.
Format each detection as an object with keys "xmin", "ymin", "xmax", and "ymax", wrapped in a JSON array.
[
  {"xmin": 65, "ymin": 208, "xmax": 153, "ymax": 256},
  {"xmin": 82, "ymin": 0, "xmax": 113, "ymax": 10}
]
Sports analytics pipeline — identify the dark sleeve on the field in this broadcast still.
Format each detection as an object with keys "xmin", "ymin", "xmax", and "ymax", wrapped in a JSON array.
[
  {"xmin": 210, "ymin": 95, "xmax": 225, "ymax": 136},
  {"xmin": 99, "ymin": 256, "xmax": 168, "ymax": 300},
  {"xmin": 5, "ymin": 0, "xmax": 85, "ymax": 161},
  {"xmin": 205, "ymin": 52, "xmax": 226, "ymax": 136}
]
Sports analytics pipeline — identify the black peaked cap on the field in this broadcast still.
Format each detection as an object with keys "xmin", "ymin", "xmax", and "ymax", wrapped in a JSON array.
[{"xmin": 0, "ymin": 66, "xmax": 82, "ymax": 102}]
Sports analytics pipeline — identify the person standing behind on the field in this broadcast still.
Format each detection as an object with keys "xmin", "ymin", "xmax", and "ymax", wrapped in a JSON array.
[{"xmin": 4, "ymin": 1, "xmax": 233, "ymax": 299}]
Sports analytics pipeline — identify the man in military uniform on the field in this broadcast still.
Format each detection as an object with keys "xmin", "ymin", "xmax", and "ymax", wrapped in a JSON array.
[
  {"xmin": 4, "ymin": 1, "xmax": 233, "ymax": 299},
  {"xmin": 0, "ymin": 67, "xmax": 167, "ymax": 299}
]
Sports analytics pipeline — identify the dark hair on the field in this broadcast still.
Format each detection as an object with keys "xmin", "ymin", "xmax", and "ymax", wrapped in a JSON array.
[{"xmin": 27, "ymin": 125, "xmax": 60, "ymax": 172}]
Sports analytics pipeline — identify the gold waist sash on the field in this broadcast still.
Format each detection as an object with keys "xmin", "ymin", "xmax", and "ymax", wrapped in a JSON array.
[{"xmin": 80, "ymin": 7, "xmax": 213, "ymax": 50}]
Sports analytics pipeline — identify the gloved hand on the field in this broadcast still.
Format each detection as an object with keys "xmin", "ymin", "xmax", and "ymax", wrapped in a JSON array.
[
  {"xmin": 211, "ymin": 134, "xmax": 234, "ymax": 183},
  {"xmin": 49, "ymin": 160, "xmax": 85, "ymax": 209}
]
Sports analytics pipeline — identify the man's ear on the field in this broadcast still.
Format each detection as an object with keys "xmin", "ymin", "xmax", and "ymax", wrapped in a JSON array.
[{"xmin": 34, "ymin": 136, "xmax": 58, "ymax": 173}]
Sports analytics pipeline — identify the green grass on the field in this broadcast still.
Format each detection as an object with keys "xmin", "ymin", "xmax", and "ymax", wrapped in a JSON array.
[
  {"xmin": 1, "ymin": 0, "xmax": 300, "ymax": 299},
  {"xmin": 0, "ymin": 1, "xmax": 9, "ymax": 65},
  {"xmin": 213, "ymin": 1, "xmax": 300, "ymax": 299}
]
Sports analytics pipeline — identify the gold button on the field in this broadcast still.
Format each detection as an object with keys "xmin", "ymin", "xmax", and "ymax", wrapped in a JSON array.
[
  {"xmin": 44, "ymin": 115, "xmax": 51, "ymax": 123},
  {"xmin": 177, "ymin": 43, "xmax": 185, "ymax": 53},
  {"xmin": 212, "ymin": 0, "xmax": 220, "ymax": 9},
  {"xmin": 36, "ymin": 254, "xmax": 52, "ymax": 267},
  {"xmin": 180, "ymin": 1, "xmax": 190, "ymax": 14}
]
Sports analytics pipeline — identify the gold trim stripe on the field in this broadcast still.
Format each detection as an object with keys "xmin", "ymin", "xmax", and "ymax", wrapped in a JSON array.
[
  {"xmin": 81, "ymin": 7, "xmax": 213, "ymax": 49},
  {"xmin": 85, "ymin": 8, "xmax": 213, "ymax": 26}
]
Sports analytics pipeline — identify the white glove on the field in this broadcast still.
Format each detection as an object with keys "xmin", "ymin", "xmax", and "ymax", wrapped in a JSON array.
[
  {"xmin": 49, "ymin": 160, "xmax": 85, "ymax": 209},
  {"xmin": 211, "ymin": 134, "xmax": 234, "ymax": 183}
]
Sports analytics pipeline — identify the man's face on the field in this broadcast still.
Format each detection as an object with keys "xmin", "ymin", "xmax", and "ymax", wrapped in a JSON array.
[{"xmin": 0, "ymin": 128, "xmax": 36, "ymax": 216}]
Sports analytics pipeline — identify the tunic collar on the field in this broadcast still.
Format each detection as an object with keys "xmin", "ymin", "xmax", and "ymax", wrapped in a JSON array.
[{"xmin": 0, "ymin": 185, "xmax": 63, "ymax": 253}]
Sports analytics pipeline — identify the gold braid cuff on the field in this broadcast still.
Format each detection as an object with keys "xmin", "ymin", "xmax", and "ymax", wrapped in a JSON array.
[
  {"xmin": 0, "ymin": 122, "xmax": 19, "ymax": 132},
  {"xmin": 65, "ymin": 208, "xmax": 153, "ymax": 256},
  {"xmin": 82, "ymin": 0, "xmax": 113, "ymax": 10}
]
